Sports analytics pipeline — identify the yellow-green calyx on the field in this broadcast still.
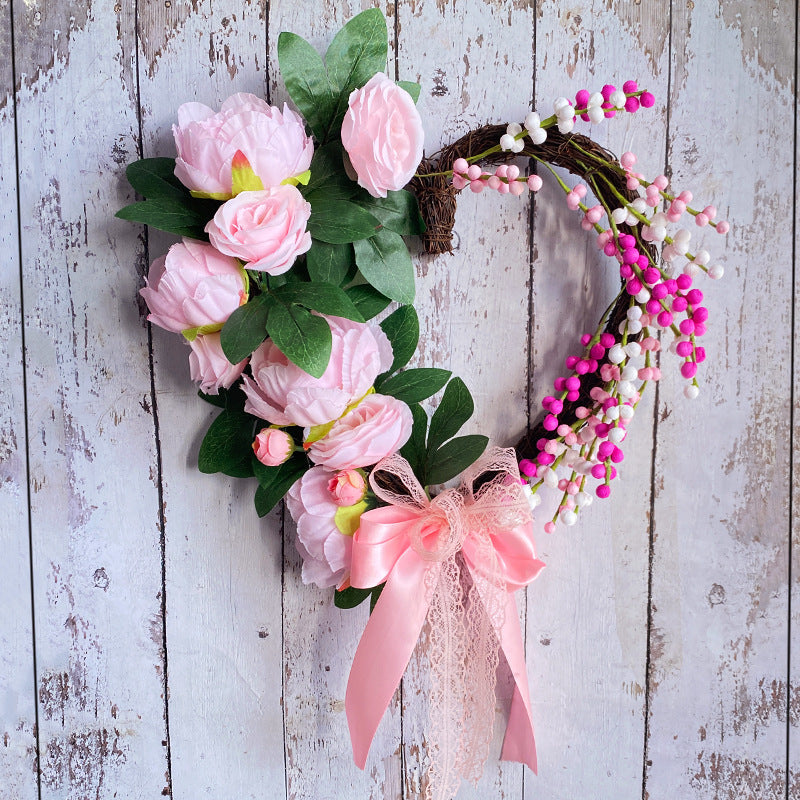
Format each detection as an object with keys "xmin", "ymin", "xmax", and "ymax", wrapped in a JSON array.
[
  {"xmin": 334, "ymin": 501, "xmax": 368, "ymax": 537},
  {"xmin": 182, "ymin": 322, "xmax": 224, "ymax": 342},
  {"xmin": 304, "ymin": 387, "xmax": 376, "ymax": 447}
]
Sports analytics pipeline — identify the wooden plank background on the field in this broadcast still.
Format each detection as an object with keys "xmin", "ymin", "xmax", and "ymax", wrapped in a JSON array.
[{"xmin": 0, "ymin": 1, "xmax": 796, "ymax": 798}]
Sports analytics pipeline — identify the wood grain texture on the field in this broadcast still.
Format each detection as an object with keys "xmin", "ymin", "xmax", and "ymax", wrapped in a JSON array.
[
  {"xmin": 0, "ymin": 0, "xmax": 39, "ymax": 797},
  {"xmin": 268, "ymin": 5, "xmax": 403, "ymax": 798},
  {"xmin": 396, "ymin": 0, "xmax": 535, "ymax": 796},
  {"xmin": 135, "ymin": 2, "xmax": 289, "ymax": 798},
  {"xmin": 791, "ymin": 9, "xmax": 799, "ymax": 795},
  {"xmin": 526, "ymin": 3, "xmax": 668, "ymax": 797},
  {"xmin": 646, "ymin": 2, "xmax": 795, "ymax": 799},
  {"xmin": 1, "ymin": 0, "xmax": 796, "ymax": 798},
  {"xmin": 12, "ymin": 1, "xmax": 171, "ymax": 797}
]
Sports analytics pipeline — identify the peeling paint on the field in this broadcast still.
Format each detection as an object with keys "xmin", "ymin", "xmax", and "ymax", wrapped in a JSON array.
[
  {"xmin": 139, "ymin": 0, "xmax": 262, "ymax": 80},
  {"xmin": 9, "ymin": 0, "xmax": 91, "ymax": 97},
  {"xmin": 719, "ymin": 0, "xmax": 795, "ymax": 87},
  {"xmin": 690, "ymin": 751, "xmax": 786, "ymax": 799},
  {"xmin": 41, "ymin": 727, "xmax": 127, "ymax": 793}
]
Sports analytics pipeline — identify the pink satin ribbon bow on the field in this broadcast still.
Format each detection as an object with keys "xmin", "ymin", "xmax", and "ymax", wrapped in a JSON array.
[{"xmin": 345, "ymin": 447, "xmax": 544, "ymax": 797}]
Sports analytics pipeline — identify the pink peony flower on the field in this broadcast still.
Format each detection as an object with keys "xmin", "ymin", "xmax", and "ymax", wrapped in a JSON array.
[
  {"xmin": 188, "ymin": 332, "xmax": 247, "ymax": 394},
  {"xmin": 242, "ymin": 316, "xmax": 393, "ymax": 427},
  {"xmin": 286, "ymin": 466, "xmax": 366, "ymax": 587},
  {"xmin": 140, "ymin": 238, "xmax": 247, "ymax": 333},
  {"xmin": 173, "ymin": 94, "xmax": 314, "ymax": 196},
  {"xmin": 252, "ymin": 427, "xmax": 294, "ymax": 467},
  {"xmin": 205, "ymin": 186, "xmax": 312, "ymax": 275},
  {"xmin": 341, "ymin": 73, "xmax": 424, "ymax": 198},
  {"xmin": 327, "ymin": 469, "xmax": 367, "ymax": 507},
  {"xmin": 307, "ymin": 394, "xmax": 413, "ymax": 471}
]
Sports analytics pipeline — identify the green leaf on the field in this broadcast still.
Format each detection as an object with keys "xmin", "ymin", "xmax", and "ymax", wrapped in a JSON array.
[
  {"xmin": 277, "ymin": 32, "xmax": 336, "ymax": 141},
  {"xmin": 334, "ymin": 586, "xmax": 373, "ymax": 609},
  {"xmin": 397, "ymin": 80, "xmax": 421, "ymax": 104},
  {"xmin": 353, "ymin": 229, "xmax": 416, "ymax": 304},
  {"xmin": 198, "ymin": 385, "xmax": 247, "ymax": 412},
  {"xmin": 116, "ymin": 198, "xmax": 207, "ymax": 238},
  {"xmin": 253, "ymin": 454, "xmax": 307, "ymax": 517},
  {"xmin": 369, "ymin": 583, "xmax": 384, "ymax": 613},
  {"xmin": 378, "ymin": 305, "xmax": 419, "ymax": 376},
  {"xmin": 425, "ymin": 435, "xmax": 489, "ymax": 486},
  {"xmin": 325, "ymin": 8, "xmax": 389, "ymax": 133},
  {"xmin": 301, "ymin": 141, "xmax": 359, "ymax": 203},
  {"xmin": 306, "ymin": 240, "xmax": 354, "ymax": 285},
  {"xmin": 308, "ymin": 198, "xmax": 380, "ymax": 244},
  {"xmin": 354, "ymin": 190, "xmax": 426, "ymax": 236},
  {"xmin": 301, "ymin": 142, "xmax": 357, "ymax": 199},
  {"xmin": 379, "ymin": 367, "xmax": 450, "ymax": 404},
  {"xmin": 267, "ymin": 303, "xmax": 332, "ymax": 378},
  {"xmin": 399, "ymin": 403, "xmax": 428, "ymax": 479},
  {"xmin": 220, "ymin": 295, "xmax": 271, "ymax": 364},
  {"xmin": 126, "ymin": 157, "xmax": 186, "ymax": 200},
  {"xmin": 198, "ymin": 391, "xmax": 227, "ymax": 409},
  {"xmin": 198, "ymin": 410, "xmax": 258, "ymax": 478},
  {"xmin": 273, "ymin": 282, "xmax": 364, "ymax": 322},
  {"xmin": 344, "ymin": 284, "xmax": 392, "ymax": 320},
  {"xmin": 426, "ymin": 377, "xmax": 474, "ymax": 453}
]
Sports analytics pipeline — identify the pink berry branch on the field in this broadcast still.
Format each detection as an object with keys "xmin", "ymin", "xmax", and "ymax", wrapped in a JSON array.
[{"xmin": 411, "ymin": 82, "xmax": 728, "ymax": 530}]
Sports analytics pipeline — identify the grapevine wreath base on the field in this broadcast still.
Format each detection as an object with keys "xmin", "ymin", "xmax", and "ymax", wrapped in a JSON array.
[{"xmin": 119, "ymin": 9, "xmax": 727, "ymax": 799}]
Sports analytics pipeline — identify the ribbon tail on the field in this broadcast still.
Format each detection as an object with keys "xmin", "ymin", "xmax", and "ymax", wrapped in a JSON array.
[
  {"xmin": 497, "ymin": 593, "xmax": 537, "ymax": 773},
  {"xmin": 345, "ymin": 553, "xmax": 431, "ymax": 769}
]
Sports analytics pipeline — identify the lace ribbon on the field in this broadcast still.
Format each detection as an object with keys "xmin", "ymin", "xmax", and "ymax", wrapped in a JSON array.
[{"xmin": 345, "ymin": 447, "xmax": 545, "ymax": 798}]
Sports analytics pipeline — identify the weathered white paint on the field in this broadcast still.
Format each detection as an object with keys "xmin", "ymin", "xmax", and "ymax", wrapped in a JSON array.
[
  {"xmin": 0, "ymin": 0, "xmax": 38, "ymax": 796},
  {"xmin": 525, "ymin": 1, "xmax": 670, "ymax": 795},
  {"xmin": 792, "ymin": 18, "xmax": 800, "ymax": 793},
  {"xmin": 646, "ymin": 3, "xmax": 795, "ymax": 799},
  {"xmin": 269, "ymin": 5, "xmax": 403, "ymax": 799},
  {"xmin": 0, "ymin": 1, "xmax": 795, "ymax": 799},
  {"xmin": 136, "ymin": 3, "xmax": 289, "ymax": 798},
  {"xmin": 396, "ymin": 1, "xmax": 535, "ymax": 796},
  {"xmin": 11, "ymin": 1, "xmax": 170, "ymax": 797}
]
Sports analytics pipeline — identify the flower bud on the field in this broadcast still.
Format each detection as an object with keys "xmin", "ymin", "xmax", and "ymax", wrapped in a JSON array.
[
  {"xmin": 327, "ymin": 470, "xmax": 367, "ymax": 507},
  {"xmin": 253, "ymin": 428, "xmax": 293, "ymax": 467}
]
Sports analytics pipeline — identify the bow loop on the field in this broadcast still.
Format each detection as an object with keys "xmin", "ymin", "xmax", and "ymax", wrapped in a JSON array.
[
  {"xmin": 346, "ymin": 447, "xmax": 543, "ymax": 797},
  {"xmin": 369, "ymin": 451, "xmax": 430, "ymax": 508}
]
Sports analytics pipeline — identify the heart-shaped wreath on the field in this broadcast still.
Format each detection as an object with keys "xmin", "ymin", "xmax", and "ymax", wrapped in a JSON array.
[{"xmin": 118, "ymin": 8, "xmax": 727, "ymax": 799}]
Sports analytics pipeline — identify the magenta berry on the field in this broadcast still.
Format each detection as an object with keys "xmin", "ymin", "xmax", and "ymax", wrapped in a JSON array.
[
  {"xmin": 680, "ymin": 361, "xmax": 698, "ymax": 379},
  {"xmin": 624, "ymin": 96, "xmax": 640, "ymax": 113},
  {"xmin": 657, "ymin": 310, "xmax": 673, "ymax": 327}
]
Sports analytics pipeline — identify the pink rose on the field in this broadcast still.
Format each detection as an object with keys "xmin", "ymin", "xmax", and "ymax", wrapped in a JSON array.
[
  {"xmin": 140, "ymin": 238, "xmax": 246, "ymax": 333},
  {"xmin": 242, "ymin": 316, "xmax": 393, "ymax": 427},
  {"xmin": 188, "ymin": 333, "xmax": 247, "ymax": 395},
  {"xmin": 252, "ymin": 428, "xmax": 294, "ymax": 467},
  {"xmin": 205, "ymin": 186, "xmax": 312, "ymax": 275},
  {"xmin": 327, "ymin": 469, "xmax": 367, "ymax": 507},
  {"xmin": 341, "ymin": 73, "xmax": 424, "ymax": 199},
  {"xmin": 173, "ymin": 94, "xmax": 313, "ymax": 196},
  {"xmin": 286, "ymin": 466, "xmax": 365, "ymax": 587},
  {"xmin": 308, "ymin": 394, "xmax": 413, "ymax": 470}
]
